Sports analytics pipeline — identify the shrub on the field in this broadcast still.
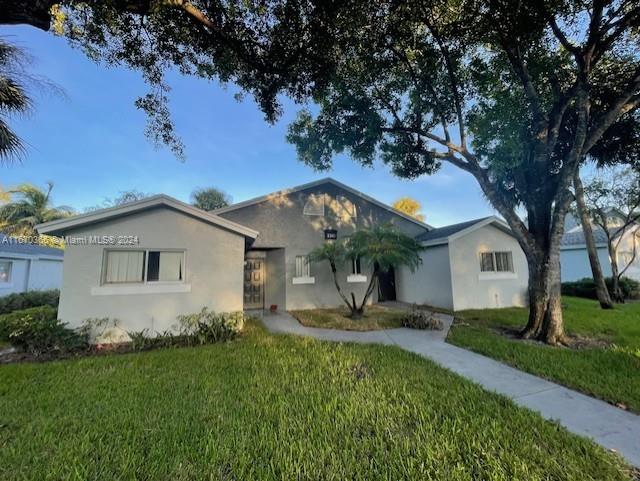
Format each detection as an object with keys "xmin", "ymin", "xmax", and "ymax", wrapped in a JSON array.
[
  {"xmin": 0, "ymin": 289, "xmax": 59, "ymax": 315},
  {"xmin": 401, "ymin": 306, "xmax": 444, "ymax": 330},
  {"xmin": 0, "ymin": 306, "xmax": 88, "ymax": 356},
  {"xmin": 177, "ymin": 309, "xmax": 245, "ymax": 344},
  {"xmin": 561, "ymin": 277, "xmax": 640, "ymax": 300}
]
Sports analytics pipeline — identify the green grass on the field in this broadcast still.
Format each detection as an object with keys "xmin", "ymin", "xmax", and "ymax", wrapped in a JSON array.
[
  {"xmin": 448, "ymin": 297, "xmax": 640, "ymax": 412},
  {"xmin": 290, "ymin": 304, "xmax": 406, "ymax": 330},
  {"xmin": 0, "ymin": 321, "xmax": 633, "ymax": 480}
]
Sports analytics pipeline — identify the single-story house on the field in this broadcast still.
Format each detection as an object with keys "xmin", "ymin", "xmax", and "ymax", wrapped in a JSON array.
[
  {"xmin": 37, "ymin": 178, "xmax": 528, "ymax": 335},
  {"xmin": 560, "ymin": 213, "xmax": 640, "ymax": 282},
  {"xmin": 0, "ymin": 233, "xmax": 64, "ymax": 296}
]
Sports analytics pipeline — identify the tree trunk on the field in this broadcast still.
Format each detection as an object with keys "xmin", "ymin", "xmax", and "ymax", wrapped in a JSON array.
[
  {"xmin": 329, "ymin": 262, "xmax": 357, "ymax": 313},
  {"xmin": 539, "ymin": 251, "xmax": 567, "ymax": 345},
  {"xmin": 573, "ymin": 173, "xmax": 614, "ymax": 309},
  {"xmin": 608, "ymin": 245, "xmax": 625, "ymax": 302},
  {"xmin": 521, "ymin": 253, "xmax": 549, "ymax": 339}
]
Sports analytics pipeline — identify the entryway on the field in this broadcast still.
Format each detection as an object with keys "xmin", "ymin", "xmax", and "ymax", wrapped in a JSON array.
[{"xmin": 243, "ymin": 255, "xmax": 264, "ymax": 309}]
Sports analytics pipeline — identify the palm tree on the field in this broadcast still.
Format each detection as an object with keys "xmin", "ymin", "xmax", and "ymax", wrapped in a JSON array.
[
  {"xmin": 310, "ymin": 224, "xmax": 423, "ymax": 318},
  {"xmin": 0, "ymin": 182, "xmax": 73, "ymax": 237},
  {"xmin": 0, "ymin": 39, "xmax": 31, "ymax": 161}
]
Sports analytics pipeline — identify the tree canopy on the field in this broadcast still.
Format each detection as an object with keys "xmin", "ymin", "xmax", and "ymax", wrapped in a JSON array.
[
  {"xmin": 0, "ymin": 182, "xmax": 73, "ymax": 237},
  {"xmin": 191, "ymin": 186, "xmax": 230, "ymax": 211},
  {"xmin": 392, "ymin": 197, "xmax": 425, "ymax": 222}
]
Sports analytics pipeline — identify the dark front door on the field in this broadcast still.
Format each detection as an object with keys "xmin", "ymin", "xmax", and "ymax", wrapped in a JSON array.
[
  {"xmin": 244, "ymin": 258, "xmax": 264, "ymax": 309},
  {"xmin": 377, "ymin": 267, "xmax": 396, "ymax": 302}
]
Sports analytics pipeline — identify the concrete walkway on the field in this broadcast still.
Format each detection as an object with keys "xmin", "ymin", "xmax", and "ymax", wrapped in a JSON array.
[{"xmin": 260, "ymin": 309, "xmax": 640, "ymax": 467}]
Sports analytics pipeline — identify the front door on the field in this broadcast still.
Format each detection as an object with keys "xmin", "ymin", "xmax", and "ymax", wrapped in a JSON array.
[
  {"xmin": 377, "ymin": 267, "xmax": 396, "ymax": 302},
  {"xmin": 244, "ymin": 258, "xmax": 264, "ymax": 309}
]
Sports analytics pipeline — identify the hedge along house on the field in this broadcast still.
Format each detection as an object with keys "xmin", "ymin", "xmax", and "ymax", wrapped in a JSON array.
[{"xmin": 37, "ymin": 178, "xmax": 528, "ymax": 336}]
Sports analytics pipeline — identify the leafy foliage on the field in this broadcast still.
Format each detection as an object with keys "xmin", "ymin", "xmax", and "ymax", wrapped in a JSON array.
[
  {"xmin": 0, "ymin": 38, "xmax": 31, "ymax": 161},
  {"xmin": 190, "ymin": 186, "xmax": 231, "ymax": 211},
  {"xmin": 0, "ymin": 305, "xmax": 88, "ymax": 355},
  {"xmin": 401, "ymin": 307, "xmax": 444, "ymax": 330},
  {"xmin": 310, "ymin": 224, "xmax": 423, "ymax": 316},
  {"xmin": 392, "ymin": 197, "xmax": 425, "ymax": 221},
  {"xmin": 562, "ymin": 277, "xmax": 640, "ymax": 301},
  {"xmin": 176, "ymin": 308, "xmax": 245, "ymax": 344},
  {"xmin": 0, "ymin": 289, "xmax": 59, "ymax": 315},
  {"xmin": 0, "ymin": 182, "xmax": 73, "ymax": 236}
]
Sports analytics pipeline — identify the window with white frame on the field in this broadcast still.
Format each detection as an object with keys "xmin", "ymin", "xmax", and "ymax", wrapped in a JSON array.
[
  {"xmin": 295, "ymin": 255, "xmax": 311, "ymax": 278},
  {"xmin": 303, "ymin": 194, "xmax": 325, "ymax": 216},
  {"xmin": 0, "ymin": 261, "xmax": 12, "ymax": 283},
  {"xmin": 480, "ymin": 251, "xmax": 514, "ymax": 273},
  {"xmin": 103, "ymin": 250, "xmax": 184, "ymax": 284}
]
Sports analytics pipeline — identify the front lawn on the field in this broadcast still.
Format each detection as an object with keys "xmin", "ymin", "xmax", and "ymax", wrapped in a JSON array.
[
  {"xmin": 448, "ymin": 296, "xmax": 640, "ymax": 412},
  {"xmin": 290, "ymin": 304, "xmax": 406, "ymax": 330},
  {"xmin": 0, "ymin": 321, "xmax": 632, "ymax": 480}
]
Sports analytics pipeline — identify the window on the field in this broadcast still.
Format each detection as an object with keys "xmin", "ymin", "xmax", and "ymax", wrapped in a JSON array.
[
  {"xmin": 351, "ymin": 256, "xmax": 362, "ymax": 275},
  {"xmin": 480, "ymin": 252, "xmax": 494, "ymax": 272},
  {"xmin": 303, "ymin": 194, "xmax": 325, "ymax": 216},
  {"xmin": 103, "ymin": 250, "xmax": 184, "ymax": 284},
  {"xmin": 0, "ymin": 261, "xmax": 12, "ymax": 283},
  {"xmin": 295, "ymin": 255, "xmax": 311, "ymax": 278},
  {"xmin": 480, "ymin": 251, "xmax": 513, "ymax": 273}
]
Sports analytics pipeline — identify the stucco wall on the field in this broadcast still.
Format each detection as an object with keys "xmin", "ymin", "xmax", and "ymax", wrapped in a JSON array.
[
  {"xmin": 396, "ymin": 244, "xmax": 454, "ymax": 310},
  {"xmin": 448, "ymin": 224, "xmax": 528, "ymax": 310},
  {"xmin": 560, "ymin": 246, "xmax": 612, "ymax": 281},
  {"xmin": 58, "ymin": 206, "xmax": 246, "ymax": 332},
  {"xmin": 28, "ymin": 259, "xmax": 64, "ymax": 291},
  {"xmin": 0, "ymin": 256, "xmax": 63, "ymax": 296},
  {"xmin": 220, "ymin": 183, "xmax": 427, "ymax": 309}
]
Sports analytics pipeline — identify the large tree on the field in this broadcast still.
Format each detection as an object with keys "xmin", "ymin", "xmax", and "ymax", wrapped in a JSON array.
[{"xmin": 2, "ymin": 1, "xmax": 640, "ymax": 344}]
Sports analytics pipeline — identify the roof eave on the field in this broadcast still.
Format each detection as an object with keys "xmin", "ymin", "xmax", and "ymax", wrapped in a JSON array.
[{"xmin": 37, "ymin": 195, "xmax": 258, "ymax": 239}]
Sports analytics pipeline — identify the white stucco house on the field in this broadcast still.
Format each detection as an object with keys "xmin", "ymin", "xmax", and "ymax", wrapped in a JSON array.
[
  {"xmin": 560, "ymin": 213, "xmax": 640, "ymax": 282},
  {"xmin": 0, "ymin": 234, "xmax": 64, "ymax": 296},
  {"xmin": 37, "ymin": 178, "xmax": 528, "ymax": 335}
]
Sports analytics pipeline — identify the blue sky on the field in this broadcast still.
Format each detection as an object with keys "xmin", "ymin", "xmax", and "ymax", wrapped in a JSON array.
[{"xmin": 1, "ymin": 25, "xmax": 496, "ymax": 227}]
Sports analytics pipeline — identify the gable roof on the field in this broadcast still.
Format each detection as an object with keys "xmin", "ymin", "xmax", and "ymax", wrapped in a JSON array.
[
  {"xmin": 36, "ymin": 195, "xmax": 259, "ymax": 239},
  {"xmin": 0, "ymin": 233, "xmax": 64, "ymax": 259},
  {"xmin": 213, "ymin": 177, "xmax": 433, "ymax": 230},
  {"xmin": 416, "ymin": 216, "xmax": 514, "ymax": 246}
]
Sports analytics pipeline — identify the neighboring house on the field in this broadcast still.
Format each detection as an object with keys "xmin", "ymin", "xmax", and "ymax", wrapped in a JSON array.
[
  {"xmin": 0, "ymin": 233, "xmax": 64, "ymax": 296},
  {"xmin": 37, "ymin": 178, "xmax": 529, "ymax": 335},
  {"xmin": 560, "ymin": 213, "xmax": 640, "ymax": 282}
]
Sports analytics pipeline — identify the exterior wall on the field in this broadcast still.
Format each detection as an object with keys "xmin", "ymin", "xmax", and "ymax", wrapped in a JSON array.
[
  {"xmin": 28, "ymin": 259, "xmax": 64, "ymax": 290},
  {"xmin": 448, "ymin": 225, "xmax": 528, "ymax": 310},
  {"xmin": 264, "ymin": 249, "xmax": 286, "ymax": 309},
  {"xmin": 560, "ymin": 246, "xmax": 612, "ymax": 282},
  {"xmin": 220, "ymin": 183, "xmax": 427, "ymax": 309},
  {"xmin": 0, "ymin": 257, "xmax": 29, "ymax": 296},
  {"xmin": 58, "ymin": 206, "xmax": 246, "ymax": 333},
  {"xmin": 0, "ymin": 256, "xmax": 63, "ymax": 296},
  {"xmin": 396, "ymin": 244, "xmax": 454, "ymax": 310}
]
